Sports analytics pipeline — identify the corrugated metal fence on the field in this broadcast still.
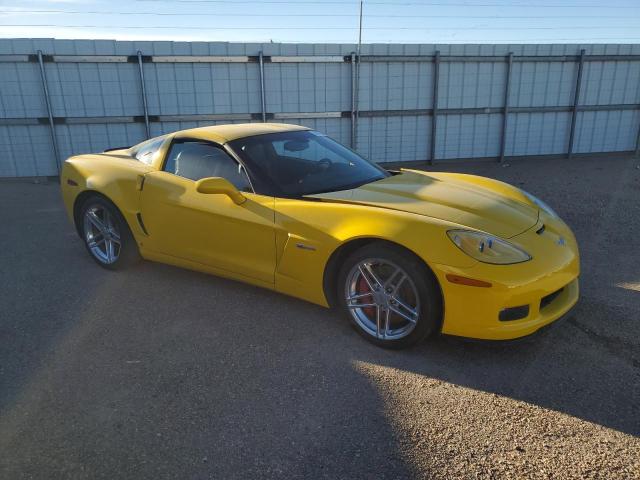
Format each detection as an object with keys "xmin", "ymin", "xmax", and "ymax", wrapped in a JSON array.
[{"xmin": 1, "ymin": 39, "xmax": 639, "ymax": 177}]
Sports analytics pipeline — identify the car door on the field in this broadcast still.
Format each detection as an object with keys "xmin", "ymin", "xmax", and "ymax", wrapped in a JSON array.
[{"xmin": 139, "ymin": 138, "xmax": 276, "ymax": 284}]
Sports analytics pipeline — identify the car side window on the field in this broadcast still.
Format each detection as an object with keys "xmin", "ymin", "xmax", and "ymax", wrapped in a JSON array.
[
  {"xmin": 163, "ymin": 140, "xmax": 252, "ymax": 192},
  {"xmin": 133, "ymin": 136, "xmax": 166, "ymax": 165}
]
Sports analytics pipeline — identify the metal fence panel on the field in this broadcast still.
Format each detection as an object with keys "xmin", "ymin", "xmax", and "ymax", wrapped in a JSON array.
[
  {"xmin": 509, "ymin": 61, "xmax": 577, "ymax": 108},
  {"xmin": 437, "ymin": 113, "xmax": 503, "ymax": 159},
  {"xmin": 506, "ymin": 112, "xmax": 572, "ymax": 156},
  {"xmin": 265, "ymin": 62, "xmax": 350, "ymax": 113},
  {"xmin": 1, "ymin": 39, "xmax": 640, "ymax": 177},
  {"xmin": 575, "ymin": 110, "xmax": 640, "ymax": 153},
  {"xmin": 439, "ymin": 62, "xmax": 506, "ymax": 109},
  {"xmin": 358, "ymin": 61, "xmax": 434, "ymax": 111},
  {"xmin": 357, "ymin": 115, "xmax": 430, "ymax": 163},
  {"xmin": 0, "ymin": 125, "xmax": 56, "ymax": 176},
  {"xmin": 580, "ymin": 60, "xmax": 640, "ymax": 105},
  {"xmin": 0, "ymin": 63, "xmax": 46, "ymax": 118},
  {"xmin": 44, "ymin": 62, "xmax": 142, "ymax": 117}
]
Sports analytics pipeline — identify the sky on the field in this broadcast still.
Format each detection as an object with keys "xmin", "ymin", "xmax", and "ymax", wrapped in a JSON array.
[{"xmin": 0, "ymin": 0, "xmax": 639, "ymax": 44}]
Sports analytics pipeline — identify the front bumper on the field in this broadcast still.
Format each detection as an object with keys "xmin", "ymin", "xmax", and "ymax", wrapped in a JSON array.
[{"xmin": 433, "ymin": 215, "xmax": 580, "ymax": 341}]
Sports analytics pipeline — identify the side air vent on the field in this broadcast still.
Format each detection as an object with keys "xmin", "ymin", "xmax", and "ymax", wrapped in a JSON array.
[{"xmin": 136, "ymin": 212, "xmax": 149, "ymax": 236}]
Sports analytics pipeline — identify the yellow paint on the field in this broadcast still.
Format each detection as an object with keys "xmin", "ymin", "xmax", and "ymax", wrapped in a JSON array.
[{"xmin": 61, "ymin": 123, "xmax": 580, "ymax": 341}]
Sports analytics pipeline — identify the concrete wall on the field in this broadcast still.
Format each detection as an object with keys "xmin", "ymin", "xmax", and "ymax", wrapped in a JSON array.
[{"xmin": 1, "ymin": 39, "xmax": 639, "ymax": 177}]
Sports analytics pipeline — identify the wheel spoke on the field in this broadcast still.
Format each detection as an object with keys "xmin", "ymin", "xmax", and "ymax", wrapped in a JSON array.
[
  {"xmin": 87, "ymin": 238, "xmax": 105, "ymax": 249},
  {"xmin": 384, "ymin": 268, "xmax": 399, "ymax": 285},
  {"xmin": 393, "ymin": 295, "xmax": 418, "ymax": 317},
  {"xmin": 86, "ymin": 210, "xmax": 105, "ymax": 231},
  {"xmin": 346, "ymin": 291, "xmax": 374, "ymax": 303},
  {"xmin": 103, "ymin": 209, "xmax": 112, "ymax": 229},
  {"xmin": 106, "ymin": 240, "xmax": 115, "ymax": 262},
  {"xmin": 345, "ymin": 257, "xmax": 421, "ymax": 341},
  {"xmin": 348, "ymin": 303, "xmax": 377, "ymax": 309},
  {"xmin": 83, "ymin": 205, "xmax": 122, "ymax": 264},
  {"xmin": 360, "ymin": 263, "xmax": 384, "ymax": 291},
  {"xmin": 392, "ymin": 274, "xmax": 406, "ymax": 293},
  {"xmin": 389, "ymin": 304, "xmax": 417, "ymax": 324},
  {"xmin": 383, "ymin": 308, "xmax": 391, "ymax": 338},
  {"xmin": 382, "ymin": 268, "xmax": 407, "ymax": 300}
]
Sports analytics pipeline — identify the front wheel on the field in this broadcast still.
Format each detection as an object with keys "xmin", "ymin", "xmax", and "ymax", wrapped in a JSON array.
[
  {"xmin": 337, "ymin": 242, "xmax": 442, "ymax": 349},
  {"xmin": 79, "ymin": 196, "xmax": 140, "ymax": 270}
]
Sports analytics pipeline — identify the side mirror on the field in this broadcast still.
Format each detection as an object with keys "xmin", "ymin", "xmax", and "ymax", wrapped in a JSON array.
[{"xmin": 195, "ymin": 177, "xmax": 246, "ymax": 205}]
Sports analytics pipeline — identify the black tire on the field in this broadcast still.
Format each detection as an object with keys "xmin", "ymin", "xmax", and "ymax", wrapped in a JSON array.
[
  {"xmin": 337, "ymin": 241, "xmax": 442, "ymax": 349},
  {"xmin": 78, "ymin": 195, "xmax": 140, "ymax": 270}
]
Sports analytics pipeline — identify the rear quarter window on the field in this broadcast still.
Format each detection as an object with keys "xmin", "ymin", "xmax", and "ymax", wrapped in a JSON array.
[{"xmin": 131, "ymin": 136, "xmax": 166, "ymax": 165}]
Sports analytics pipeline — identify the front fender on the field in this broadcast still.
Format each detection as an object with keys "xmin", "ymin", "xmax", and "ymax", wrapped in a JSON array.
[{"xmin": 273, "ymin": 198, "xmax": 476, "ymax": 306}]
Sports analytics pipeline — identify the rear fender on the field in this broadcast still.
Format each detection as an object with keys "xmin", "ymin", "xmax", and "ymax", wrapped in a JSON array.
[{"xmin": 61, "ymin": 153, "xmax": 154, "ymax": 241}]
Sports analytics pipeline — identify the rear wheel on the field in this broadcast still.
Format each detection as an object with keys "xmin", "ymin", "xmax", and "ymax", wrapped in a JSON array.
[
  {"xmin": 337, "ymin": 242, "xmax": 442, "ymax": 349},
  {"xmin": 79, "ymin": 196, "xmax": 139, "ymax": 270}
]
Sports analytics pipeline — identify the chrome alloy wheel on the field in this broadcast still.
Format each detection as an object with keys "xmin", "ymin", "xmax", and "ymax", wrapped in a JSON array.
[
  {"xmin": 345, "ymin": 258, "xmax": 420, "ymax": 340},
  {"xmin": 83, "ymin": 205, "xmax": 121, "ymax": 264}
]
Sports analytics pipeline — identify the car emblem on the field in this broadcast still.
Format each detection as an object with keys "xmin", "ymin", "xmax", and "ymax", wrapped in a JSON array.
[{"xmin": 557, "ymin": 237, "xmax": 566, "ymax": 246}]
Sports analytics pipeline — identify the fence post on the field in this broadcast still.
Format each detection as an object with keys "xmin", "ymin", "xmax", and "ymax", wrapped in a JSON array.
[
  {"xmin": 258, "ymin": 51, "xmax": 267, "ymax": 123},
  {"xmin": 136, "ymin": 51, "xmax": 151, "ymax": 139},
  {"xmin": 351, "ymin": 52, "xmax": 357, "ymax": 149},
  {"xmin": 429, "ymin": 50, "xmax": 440, "ymax": 165},
  {"xmin": 36, "ymin": 50, "xmax": 60, "ymax": 175},
  {"xmin": 635, "ymin": 118, "xmax": 640, "ymax": 157},
  {"xmin": 567, "ymin": 49, "xmax": 585, "ymax": 159},
  {"xmin": 499, "ymin": 52, "xmax": 513, "ymax": 163}
]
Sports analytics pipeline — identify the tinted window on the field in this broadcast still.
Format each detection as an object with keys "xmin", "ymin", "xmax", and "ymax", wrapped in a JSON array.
[
  {"xmin": 163, "ymin": 140, "xmax": 252, "ymax": 192},
  {"xmin": 132, "ymin": 136, "xmax": 166, "ymax": 165},
  {"xmin": 228, "ymin": 130, "xmax": 388, "ymax": 197}
]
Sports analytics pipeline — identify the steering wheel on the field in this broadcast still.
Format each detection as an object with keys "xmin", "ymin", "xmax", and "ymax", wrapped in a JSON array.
[{"xmin": 298, "ymin": 158, "xmax": 333, "ymax": 186}]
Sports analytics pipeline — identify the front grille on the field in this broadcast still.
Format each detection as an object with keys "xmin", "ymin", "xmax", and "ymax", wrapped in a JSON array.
[{"xmin": 540, "ymin": 288, "xmax": 564, "ymax": 310}]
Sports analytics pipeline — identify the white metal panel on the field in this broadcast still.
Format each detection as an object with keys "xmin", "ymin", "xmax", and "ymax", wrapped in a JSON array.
[{"xmin": 1, "ymin": 39, "xmax": 640, "ymax": 177}]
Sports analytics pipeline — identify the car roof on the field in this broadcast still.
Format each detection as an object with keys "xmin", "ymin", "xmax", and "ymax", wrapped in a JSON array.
[{"xmin": 173, "ymin": 122, "xmax": 310, "ymax": 144}]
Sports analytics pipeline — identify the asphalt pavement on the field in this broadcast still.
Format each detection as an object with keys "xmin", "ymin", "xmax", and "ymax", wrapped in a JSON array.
[{"xmin": 1, "ymin": 155, "xmax": 638, "ymax": 479}]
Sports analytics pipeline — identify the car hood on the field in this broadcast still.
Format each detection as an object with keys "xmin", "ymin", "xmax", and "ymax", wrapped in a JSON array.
[{"xmin": 306, "ymin": 170, "xmax": 539, "ymax": 238}]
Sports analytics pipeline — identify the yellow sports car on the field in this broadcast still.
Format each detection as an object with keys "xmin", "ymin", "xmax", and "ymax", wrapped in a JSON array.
[{"xmin": 61, "ymin": 123, "xmax": 579, "ymax": 348}]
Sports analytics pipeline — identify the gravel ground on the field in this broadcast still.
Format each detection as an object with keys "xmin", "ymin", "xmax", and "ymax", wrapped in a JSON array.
[{"xmin": 0, "ymin": 155, "xmax": 638, "ymax": 479}]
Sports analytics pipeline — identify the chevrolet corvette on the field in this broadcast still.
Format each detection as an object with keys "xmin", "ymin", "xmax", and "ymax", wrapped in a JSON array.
[{"xmin": 61, "ymin": 123, "xmax": 579, "ymax": 348}]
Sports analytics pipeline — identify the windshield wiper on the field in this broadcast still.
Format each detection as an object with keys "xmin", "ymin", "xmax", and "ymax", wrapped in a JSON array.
[{"xmin": 303, "ymin": 176, "xmax": 386, "ymax": 196}]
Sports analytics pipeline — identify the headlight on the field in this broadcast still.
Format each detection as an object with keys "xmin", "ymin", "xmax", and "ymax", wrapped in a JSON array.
[
  {"xmin": 521, "ymin": 190, "xmax": 558, "ymax": 218},
  {"xmin": 447, "ymin": 230, "xmax": 532, "ymax": 265}
]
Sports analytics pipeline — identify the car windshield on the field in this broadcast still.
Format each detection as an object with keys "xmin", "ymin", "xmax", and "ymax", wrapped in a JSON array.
[{"xmin": 228, "ymin": 130, "xmax": 389, "ymax": 197}]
